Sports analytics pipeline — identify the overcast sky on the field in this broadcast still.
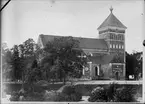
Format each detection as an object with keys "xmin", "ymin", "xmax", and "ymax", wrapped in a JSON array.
[{"xmin": 1, "ymin": 0, "xmax": 144, "ymax": 53}]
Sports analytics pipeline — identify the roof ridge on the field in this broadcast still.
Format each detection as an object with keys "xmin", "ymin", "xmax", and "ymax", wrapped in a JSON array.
[{"xmin": 39, "ymin": 34, "xmax": 104, "ymax": 40}]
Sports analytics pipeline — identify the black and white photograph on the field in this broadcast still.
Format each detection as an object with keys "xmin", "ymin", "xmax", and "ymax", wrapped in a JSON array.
[{"xmin": 1, "ymin": 0, "xmax": 144, "ymax": 103}]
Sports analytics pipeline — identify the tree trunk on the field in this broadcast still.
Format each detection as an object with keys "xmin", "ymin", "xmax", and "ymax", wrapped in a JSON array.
[
  {"xmin": 21, "ymin": 71, "xmax": 24, "ymax": 89},
  {"xmin": 63, "ymin": 74, "xmax": 66, "ymax": 85}
]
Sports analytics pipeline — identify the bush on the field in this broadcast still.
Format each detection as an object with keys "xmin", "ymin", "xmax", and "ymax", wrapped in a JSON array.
[
  {"xmin": 10, "ymin": 90, "xmax": 45, "ymax": 101},
  {"xmin": 20, "ymin": 91, "xmax": 44, "ymax": 101},
  {"xmin": 74, "ymin": 84, "xmax": 95, "ymax": 96},
  {"xmin": 114, "ymin": 86, "xmax": 136, "ymax": 102},
  {"xmin": 88, "ymin": 87, "xmax": 108, "ymax": 102},
  {"xmin": 43, "ymin": 90, "xmax": 59, "ymax": 101},
  {"xmin": 88, "ymin": 83, "xmax": 137, "ymax": 102},
  {"xmin": 9, "ymin": 91, "xmax": 20, "ymax": 101},
  {"xmin": 61, "ymin": 85, "xmax": 75, "ymax": 95},
  {"xmin": 44, "ymin": 85, "xmax": 82, "ymax": 101},
  {"xmin": 105, "ymin": 82, "xmax": 119, "ymax": 101}
]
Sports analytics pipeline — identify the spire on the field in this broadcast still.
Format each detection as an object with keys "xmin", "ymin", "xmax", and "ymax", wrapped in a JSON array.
[
  {"xmin": 110, "ymin": 6, "xmax": 113, "ymax": 13},
  {"xmin": 97, "ymin": 7, "xmax": 127, "ymax": 30}
]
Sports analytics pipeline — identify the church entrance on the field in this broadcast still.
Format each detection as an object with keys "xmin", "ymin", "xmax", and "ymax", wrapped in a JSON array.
[
  {"xmin": 95, "ymin": 66, "xmax": 99, "ymax": 76},
  {"xmin": 115, "ymin": 71, "xmax": 120, "ymax": 80},
  {"xmin": 95, "ymin": 67, "xmax": 98, "ymax": 76}
]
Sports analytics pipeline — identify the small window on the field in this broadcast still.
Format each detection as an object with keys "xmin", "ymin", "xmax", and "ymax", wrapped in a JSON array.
[
  {"xmin": 118, "ymin": 35, "xmax": 120, "ymax": 40},
  {"xmin": 112, "ymin": 34, "xmax": 114, "ymax": 39},
  {"xmin": 110, "ymin": 44, "xmax": 112, "ymax": 48},
  {"xmin": 113, "ymin": 44, "xmax": 115, "ymax": 48},
  {"xmin": 122, "ymin": 35, "xmax": 124, "ymax": 40},
  {"xmin": 116, "ymin": 44, "xmax": 118, "ymax": 48},
  {"xmin": 116, "ymin": 35, "xmax": 118, "ymax": 40},
  {"xmin": 119, "ymin": 45, "xmax": 121, "ymax": 49},
  {"xmin": 122, "ymin": 45, "xmax": 124, "ymax": 49}
]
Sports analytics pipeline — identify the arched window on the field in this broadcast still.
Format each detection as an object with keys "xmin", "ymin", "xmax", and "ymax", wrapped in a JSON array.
[
  {"xmin": 113, "ymin": 44, "xmax": 115, "ymax": 48},
  {"xmin": 114, "ymin": 34, "xmax": 116, "ymax": 40},
  {"xmin": 122, "ymin": 35, "xmax": 124, "ymax": 40},
  {"xmin": 112, "ymin": 34, "xmax": 114, "ymax": 39},
  {"xmin": 122, "ymin": 45, "xmax": 124, "ymax": 49},
  {"xmin": 120, "ymin": 35, "xmax": 122, "ymax": 40},
  {"xmin": 110, "ymin": 44, "xmax": 112, "ymax": 48},
  {"xmin": 116, "ymin": 35, "xmax": 118, "ymax": 40},
  {"xmin": 116, "ymin": 44, "xmax": 118, "ymax": 48},
  {"xmin": 119, "ymin": 35, "xmax": 121, "ymax": 40},
  {"xmin": 119, "ymin": 44, "xmax": 121, "ymax": 49},
  {"xmin": 95, "ymin": 66, "xmax": 99, "ymax": 76},
  {"xmin": 110, "ymin": 34, "xmax": 112, "ymax": 39}
]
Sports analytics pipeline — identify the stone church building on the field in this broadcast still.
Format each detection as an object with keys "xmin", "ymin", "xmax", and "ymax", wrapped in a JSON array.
[{"xmin": 38, "ymin": 7, "xmax": 127, "ymax": 80}]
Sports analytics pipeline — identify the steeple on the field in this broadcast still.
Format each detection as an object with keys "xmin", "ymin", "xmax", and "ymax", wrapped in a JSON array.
[
  {"xmin": 110, "ymin": 6, "xmax": 113, "ymax": 13},
  {"xmin": 97, "ymin": 7, "xmax": 127, "ymax": 30}
]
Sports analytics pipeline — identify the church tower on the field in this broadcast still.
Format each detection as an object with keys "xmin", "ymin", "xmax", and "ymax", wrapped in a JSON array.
[{"xmin": 97, "ymin": 7, "xmax": 127, "ymax": 79}]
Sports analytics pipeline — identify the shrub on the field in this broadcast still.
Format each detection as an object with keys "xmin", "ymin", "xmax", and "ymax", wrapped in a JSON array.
[
  {"xmin": 22, "ymin": 92, "xmax": 44, "ymax": 101},
  {"xmin": 43, "ymin": 90, "xmax": 60, "ymax": 101},
  {"xmin": 10, "ymin": 90, "xmax": 45, "ymax": 101},
  {"xmin": 114, "ymin": 86, "xmax": 136, "ymax": 102},
  {"xmin": 9, "ymin": 91, "xmax": 20, "ymax": 101},
  {"xmin": 88, "ymin": 83, "xmax": 137, "ymax": 102},
  {"xmin": 88, "ymin": 87, "xmax": 108, "ymax": 102},
  {"xmin": 74, "ymin": 84, "xmax": 95, "ymax": 96},
  {"xmin": 105, "ymin": 82, "xmax": 119, "ymax": 101},
  {"xmin": 61, "ymin": 85, "xmax": 75, "ymax": 95},
  {"xmin": 44, "ymin": 85, "xmax": 82, "ymax": 101}
]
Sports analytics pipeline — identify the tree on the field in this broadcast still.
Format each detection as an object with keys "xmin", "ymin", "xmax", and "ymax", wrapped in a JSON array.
[
  {"xmin": 19, "ymin": 38, "xmax": 38, "ymax": 89},
  {"xmin": 125, "ymin": 51, "xmax": 142, "ymax": 80},
  {"xmin": 9, "ymin": 38, "xmax": 39, "ymax": 90},
  {"xmin": 42, "ymin": 36, "xmax": 87, "ymax": 84},
  {"xmin": 2, "ymin": 43, "xmax": 13, "ymax": 81},
  {"xmin": 11, "ymin": 45, "xmax": 22, "ymax": 81}
]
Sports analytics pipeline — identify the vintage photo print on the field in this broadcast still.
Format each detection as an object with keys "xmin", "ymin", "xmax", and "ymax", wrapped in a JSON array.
[{"xmin": 1, "ymin": 0, "xmax": 144, "ymax": 103}]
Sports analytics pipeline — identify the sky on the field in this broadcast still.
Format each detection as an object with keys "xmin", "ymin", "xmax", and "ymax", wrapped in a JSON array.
[{"xmin": 1, "ymin": 0, "xmax": 144, "ymax": 53}]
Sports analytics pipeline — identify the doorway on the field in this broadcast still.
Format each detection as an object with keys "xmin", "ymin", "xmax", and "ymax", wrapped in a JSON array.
[
  {"xmin": 95, "ymin": 66, "xmax": 99, "ymax": 76},
  {"xmin": 115, "ymin": 71, "xmax": 120, "ymax": 80}
]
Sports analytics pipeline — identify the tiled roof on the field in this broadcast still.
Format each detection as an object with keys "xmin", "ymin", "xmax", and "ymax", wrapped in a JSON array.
[
  {"xmin": 97, "ymin": 12, "xmax": 127, "ymax": 30},
  {"xmin": 39, "ymin": 34, "xmax": 108, "ymax": 50}
]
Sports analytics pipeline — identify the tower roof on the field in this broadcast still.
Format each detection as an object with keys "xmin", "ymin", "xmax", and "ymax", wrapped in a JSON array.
[{"xmin": 97, "ymin": 7, "xmax": 127, "ymax": 30}]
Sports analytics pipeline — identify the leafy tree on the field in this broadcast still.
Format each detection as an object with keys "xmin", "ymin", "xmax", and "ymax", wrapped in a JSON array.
[
  {"xmin": 19, "ymin": 38, "xmax": 39, "ymax": 89},
  {"xmin": 42, "ymin": 36, "xmax": 87, "ymax": 84},
  {"xmin": 2, "ymin": 43, "xmax": 13, "ymax": 81},
  {"xmin": 125, "ymin": 51, "xmax": 142, "ymax": 80},
  {"xmin": 11, "ymin": 45, "xmax": 22, "ymax": 81}
]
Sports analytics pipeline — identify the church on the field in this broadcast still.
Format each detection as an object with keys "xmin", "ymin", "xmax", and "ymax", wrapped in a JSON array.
[{"xmin": 37, "ymin": 7, "xmax": 127, "ymax": 80}]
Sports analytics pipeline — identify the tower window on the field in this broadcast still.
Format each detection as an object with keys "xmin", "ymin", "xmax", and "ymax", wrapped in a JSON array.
[
  {"xmin": 119, "ymin": 35, "xmax": 121, "ymax": 40},
  {"xmin": 110, "ymin": 34, "xmax": 112, "ymax": 39},
  {"xmin": 116, "ymin": 44, "xmax": 118, "ymax": 48},
  {"xmin": 119, "ymin": 45, "xmax": 121, "ymax": 49},
  {"xmin": 116, "ymin": 35, "xmax": 118, "ymax": 40},
  {"xmin": 110, "ymin": 44, "xmax": 112, "ymax": 48},
  {"xmin": 122, "ymin": 35, "xmax": 124, "ymax": 40},
  {"xmin": 113, "ymin": 44, "xmax": 115, "ymax": 48}
]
